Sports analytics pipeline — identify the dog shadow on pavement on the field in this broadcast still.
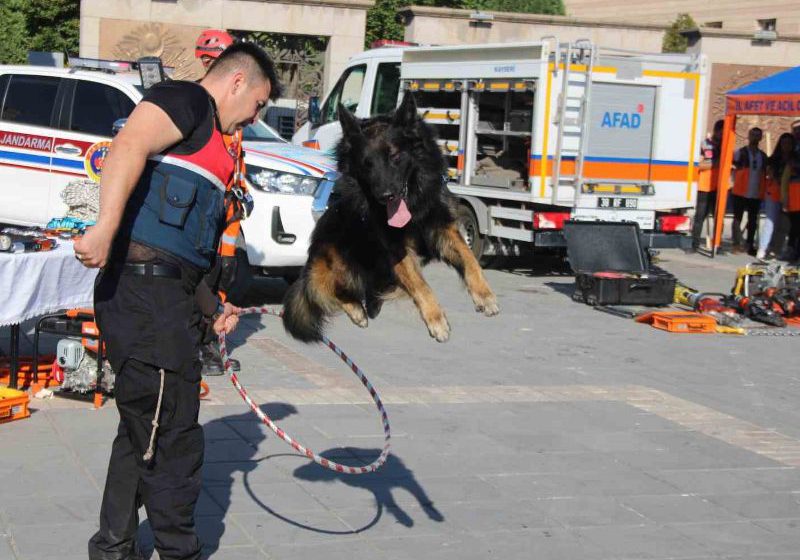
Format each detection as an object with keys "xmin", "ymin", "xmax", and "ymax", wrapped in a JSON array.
[
  {"xmin": 201, "ymin": 409, "xmax": 444, "ymax": 555},
  {"xmin": 293, "ymin": 448, "xmax": 445, "ymax": 529},
  {"xmin": 186, "ymin": 407, "xmax": 441, "ymax": 558}
]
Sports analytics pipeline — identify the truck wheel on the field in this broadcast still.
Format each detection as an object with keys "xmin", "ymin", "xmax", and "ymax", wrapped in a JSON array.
[
  {"xmin": 224, "ymin": 234, "xmax": 253, "ymax": 305},
  {"xmin": 456, "ymin": 204, "xmax": 484, "ymax": 260}
]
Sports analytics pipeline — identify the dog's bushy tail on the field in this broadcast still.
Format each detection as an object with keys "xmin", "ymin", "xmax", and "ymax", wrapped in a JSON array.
[{"xmin": 282, "ymin": 274, "xmax": 326, "ymax": 343}]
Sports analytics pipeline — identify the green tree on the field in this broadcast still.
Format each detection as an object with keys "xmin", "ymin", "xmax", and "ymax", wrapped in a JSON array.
[
  {"xmin": 23, "ymin": 0, "xmax": 80, "ymax": 57},
  {"xmin": 366, "ymin": 0, "xmax": 565, "ymax": 47},
  {"xmin": 366, "ymin": 0, "xmax": 407, "ymax": 47},
  {"xmin": 0, "ymin": 0, "xmax": 29, "ymax": 64},
  {"xmin": 662, "ymin": 13, "xmax": 697, "ymax": 53},
  {"xmin": 466, "ymin": 0, "xmax": 565, "ymax": 14}
]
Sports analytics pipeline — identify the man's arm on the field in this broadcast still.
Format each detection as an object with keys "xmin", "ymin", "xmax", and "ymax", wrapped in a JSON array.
[{"xmin": 74, "ymin": 102, "xmax": 184, "ymax": 268}]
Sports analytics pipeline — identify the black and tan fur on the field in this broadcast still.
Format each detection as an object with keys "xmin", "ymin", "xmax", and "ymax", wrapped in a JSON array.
[{"xmin": 282, "ymin": 94, "xmax": 498, "ymax": 343}]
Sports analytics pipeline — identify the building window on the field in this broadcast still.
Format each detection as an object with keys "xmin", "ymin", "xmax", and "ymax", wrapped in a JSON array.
[
  {"xmin": 758, "ymin": 18, "xmax": 777, "ymax": 31},
  {"xmin": 704, "ymin": 21, "xmax": 723, "ymax": 29}
]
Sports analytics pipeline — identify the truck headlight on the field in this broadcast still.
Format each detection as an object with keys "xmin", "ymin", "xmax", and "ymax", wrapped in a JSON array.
[{"xmin": 246, "ymin": 166, "xmax": 319, "ymax": 195}]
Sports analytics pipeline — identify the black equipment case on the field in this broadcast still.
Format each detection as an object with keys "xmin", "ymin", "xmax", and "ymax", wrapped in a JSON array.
[{"xmin": 563, "ymin": 221, "xmax": 676, "ymax": 306}]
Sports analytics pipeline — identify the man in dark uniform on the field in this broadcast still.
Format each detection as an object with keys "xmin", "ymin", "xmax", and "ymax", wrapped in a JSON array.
[{"xmin": 74, "ymin": 43, "xmax": 280, "ymax": 560}]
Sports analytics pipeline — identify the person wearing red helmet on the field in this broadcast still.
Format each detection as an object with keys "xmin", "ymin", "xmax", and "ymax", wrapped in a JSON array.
[
  {"xmin": 195, "ymin": 29, "xmax": 234, "ymax": 70},
  {"xmin": 194, "ymin": 30, "xmax": 253, "ymax": 376}
]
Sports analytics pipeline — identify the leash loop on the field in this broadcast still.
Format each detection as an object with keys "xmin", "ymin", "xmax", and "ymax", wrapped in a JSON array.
[{"xmin": 219, "ymin": 307, "xmax": 391, "ymax": 474}]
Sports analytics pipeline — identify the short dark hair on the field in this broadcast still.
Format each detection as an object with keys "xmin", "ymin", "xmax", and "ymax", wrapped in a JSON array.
[
  {"xmin": 713, "ymin": 119, "xmax": 724, "ymax": 131},
  {"xmin": 208, "ymin": 42, "xmax": 282, "ymax": 101},
  {"xmin": 750, "ymin": 127, "xmax": 763, "ymax": 134}
]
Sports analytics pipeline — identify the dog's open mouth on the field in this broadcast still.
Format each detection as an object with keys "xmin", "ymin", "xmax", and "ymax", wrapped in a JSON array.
[{"xmin": 386, "ymin": 195, "xmax": 411, "ymax": 228}]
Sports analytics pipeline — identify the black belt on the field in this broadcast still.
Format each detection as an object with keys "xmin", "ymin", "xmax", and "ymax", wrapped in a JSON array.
[{"xmin": 121, "ymin": 262, "xmax": 182, "ymax": 279}]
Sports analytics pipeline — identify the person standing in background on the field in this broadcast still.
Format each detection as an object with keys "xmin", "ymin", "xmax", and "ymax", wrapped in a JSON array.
[
  {"xmin": 194, "ymin": 29, "xmax": 255, "ymax": 376},
  {"xmin": 688, "ymin": 119, "xmax": 724, "ymax": 253},
  {"xmin": 730, "ymin": 127, "xmax": 766, "ymax": 255},
  {"xmin": 782, "ymin": 146, "xmax": 800, "ymax": 262},
  {"xmin": 759, "ymin": 133, "xmax": 795, "ymax": 260}
]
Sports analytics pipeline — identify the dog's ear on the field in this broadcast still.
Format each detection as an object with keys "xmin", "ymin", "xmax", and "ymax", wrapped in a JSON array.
[
  {"xmin": 338, "ymin": 104, "xmax": 362, "ymax": 138},
  {"xmin": 393, "ymin": 93, "xmax": 418, "ymax": 126}
]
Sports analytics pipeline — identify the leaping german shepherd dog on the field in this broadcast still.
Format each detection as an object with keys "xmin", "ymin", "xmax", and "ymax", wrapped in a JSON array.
[{"xmin": 282, "ymin": 94, "xmax": 499, "ymax": 343}]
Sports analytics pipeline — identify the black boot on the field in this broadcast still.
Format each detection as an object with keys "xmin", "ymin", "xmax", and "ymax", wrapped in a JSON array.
[{"xmin": 200, "ymin": 341, "xmax": 240, "ymax": 376}]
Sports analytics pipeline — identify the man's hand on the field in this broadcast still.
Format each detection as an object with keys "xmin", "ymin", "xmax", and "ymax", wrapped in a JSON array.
[
  {"xmin": 73, "ymin": 226, "xmax": 113, "ymax": 268},
  {"xmin": 213, "ymin": 302, "xmax": 241, "ymax": 335}
]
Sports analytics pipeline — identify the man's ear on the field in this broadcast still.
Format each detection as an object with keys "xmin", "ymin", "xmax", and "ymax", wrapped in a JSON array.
[
  {"xmin": 230, "ymin": 70, "xmax": 247, "ymax": 96},
  {"xmin": 393, "ymin": 93, "xmax": 418, "ymax": 126},
  {"xmin": 338, "ymin": 104, "xmax": 362, "ymax": 138}
]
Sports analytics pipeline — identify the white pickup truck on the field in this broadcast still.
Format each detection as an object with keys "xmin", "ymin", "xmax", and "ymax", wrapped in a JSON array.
[{"xmin": 0, "ymin": 58, "xmax": 337, "ymax": 297}]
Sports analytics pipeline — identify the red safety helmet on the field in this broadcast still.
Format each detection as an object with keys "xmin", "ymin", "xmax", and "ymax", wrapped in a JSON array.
[{"xmin": 195, "ymin": 29, "xmax": 234, "ymax": 60}]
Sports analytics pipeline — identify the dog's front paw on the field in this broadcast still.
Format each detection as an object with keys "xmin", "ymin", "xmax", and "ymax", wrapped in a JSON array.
[
  {"xmin": 427, "ymin": 313, "xmax": 450, "ymax": 343},
  {"xmin": 474, "ymin": 293, "xmax": 500, "ymax": 317},
  {"xmin": 342, "ymin": 302, "xmax": 368, "ymax": 328},
  {"xmin": 366, "ymin": 298, "xmax": 383, "ymax": 320}
]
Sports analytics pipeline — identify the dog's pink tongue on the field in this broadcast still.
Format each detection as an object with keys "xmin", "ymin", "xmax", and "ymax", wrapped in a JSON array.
[{"xmin": 387, "ymin": 197, "xmax": 412, "ymax": 228}]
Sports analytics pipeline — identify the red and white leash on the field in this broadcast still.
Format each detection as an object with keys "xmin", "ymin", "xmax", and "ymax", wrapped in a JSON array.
[{"xmin": 218, "ymin": 307, "xmax": 390, "ymax": 474}]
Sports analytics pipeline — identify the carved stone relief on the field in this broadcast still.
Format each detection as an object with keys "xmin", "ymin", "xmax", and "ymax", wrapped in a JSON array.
[{"xmin": 110, "ymin": 22, "xmax": 200, "ymax": 81}]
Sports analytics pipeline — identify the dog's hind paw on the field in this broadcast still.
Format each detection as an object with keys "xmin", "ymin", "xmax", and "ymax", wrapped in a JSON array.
[
  {"xmin": 474, "ymin": 295, "xmax": 500, "ymax": 317},
  {"xmin": 427, "ymin": 314, "xmax": 451, "ymax": 343}
]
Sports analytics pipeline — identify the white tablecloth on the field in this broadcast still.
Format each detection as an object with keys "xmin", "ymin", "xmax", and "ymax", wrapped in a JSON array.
[{"xmin": 0, "ymin": 239, "xmax": 98, "ymax": 327}]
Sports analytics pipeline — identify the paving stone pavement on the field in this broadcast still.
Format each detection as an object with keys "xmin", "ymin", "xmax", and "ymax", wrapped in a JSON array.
[{"xmin": 2, "ymin": 249, "xmax": 800, "ymax": 560}]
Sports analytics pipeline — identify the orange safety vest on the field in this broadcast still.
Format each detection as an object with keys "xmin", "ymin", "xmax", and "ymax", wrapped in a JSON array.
[
  {"xmin": 697, "ymin": 137, "xmax": 719, "ymax": 193},
  {"xmin": 788, "ymin": 179, "xmax": 800, "ymax": 212},
  {"xmin": 731, "ymin": 147, "xmax": 766, "ymax": 199},
  {"xmin": 697, "ymin": 166, "xmax": 719, "ymax": 193},
  {"xmin": 218, "ymin": 129, "xmax": 248, "ymax": 301}
]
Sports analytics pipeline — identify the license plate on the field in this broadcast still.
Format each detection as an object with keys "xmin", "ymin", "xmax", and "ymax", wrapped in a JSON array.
[
  {"xmin": 572, "ymin": 207, "xmax": 656, "ymax": 230},
  {"xmin": 597, "ymin": 197, "xmax": 638, "ymax": 209}
]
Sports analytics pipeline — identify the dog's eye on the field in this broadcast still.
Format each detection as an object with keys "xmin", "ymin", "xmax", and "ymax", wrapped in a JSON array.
[{"xmin": 390, "ymin": 152, "xmax": 403, "ymax": 164}]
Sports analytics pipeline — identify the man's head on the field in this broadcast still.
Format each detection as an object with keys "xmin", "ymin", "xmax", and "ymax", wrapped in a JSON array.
[
  {"xmin": 195, "ymin": 29, "xmax": 234, "ymax": 71},
  {"xmin": 201, "ymin": 42, "xmax": 282, "ymax": 135},
  {"xmin": 748, "ymin": 126, "xmax": 763, "ymax": 146}
]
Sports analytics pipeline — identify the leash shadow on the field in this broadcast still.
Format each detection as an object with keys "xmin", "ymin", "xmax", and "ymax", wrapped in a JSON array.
[{"xmin": 195, "ymin": 403, "xmax": 298, "ymax": 558}]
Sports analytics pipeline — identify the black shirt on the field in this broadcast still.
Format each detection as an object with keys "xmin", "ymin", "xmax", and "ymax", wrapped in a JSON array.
[{"xmin": 141, "ymin": 80, "xmax": 220, "ymax": 155}]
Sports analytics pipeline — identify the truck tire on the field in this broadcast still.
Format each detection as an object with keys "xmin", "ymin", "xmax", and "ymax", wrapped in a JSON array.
[{"xmin": 456, "ymin": 204, "xmax": 484, "ymax": 260}]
